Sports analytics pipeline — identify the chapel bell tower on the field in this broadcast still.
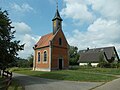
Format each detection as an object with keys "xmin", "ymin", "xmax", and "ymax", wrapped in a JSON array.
[{"xmin": 52, "ymin": 2, "xmax": 63, "ymax": 34}]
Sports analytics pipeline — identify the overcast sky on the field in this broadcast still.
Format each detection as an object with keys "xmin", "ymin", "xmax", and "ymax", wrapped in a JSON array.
[{"xmin": 1, "ymin": 0, "xmax": 120, "ymax": 58}]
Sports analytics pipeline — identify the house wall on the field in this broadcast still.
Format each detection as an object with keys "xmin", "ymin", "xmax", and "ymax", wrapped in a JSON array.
[
  {"xmin": 34, "ymin": 47, "xmax": 50, "ymax": 71},
  {"xmin": 91, "ymin": 63, "xmax": 99, "ymax": 67},
  {"xmin": 79, "ymin": 63, "xmax": 98, "ymax": 67},
  {"xmin": 79, "ymin": 63, "xmax": 87, "ymax": 66}
]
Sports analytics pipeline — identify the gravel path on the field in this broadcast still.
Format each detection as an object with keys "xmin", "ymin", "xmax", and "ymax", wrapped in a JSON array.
[{"xmin": 13, "ymin": 73, "xmax": 103, "ymax": 90}]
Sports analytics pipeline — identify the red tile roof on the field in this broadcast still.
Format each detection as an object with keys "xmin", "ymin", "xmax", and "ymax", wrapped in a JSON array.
[{"xmin": 35, "ymin": 33, "xmax": 54, "ymax": 49}]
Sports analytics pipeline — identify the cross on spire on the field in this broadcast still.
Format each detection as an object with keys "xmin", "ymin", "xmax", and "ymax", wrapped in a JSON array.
[
  {"xmin": 56, "ymin": 0, "xmax": 58, "ymax": 10},
  {"xmin": 52, "ymin": 0, "xmax": 62, "ymax": 21}
]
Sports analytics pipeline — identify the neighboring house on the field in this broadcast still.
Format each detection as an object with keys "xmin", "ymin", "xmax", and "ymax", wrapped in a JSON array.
[
  {"xmin": 33, "ymin": 7, "xmax": 69, "ymax": 71},
  {"xmin": 78, "ymin": 46, "xmax": 119, "ymax": 66}
]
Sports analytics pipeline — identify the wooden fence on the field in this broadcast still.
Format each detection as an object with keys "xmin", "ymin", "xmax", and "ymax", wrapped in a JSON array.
[{"xmin": 0, "ymin": 70, "xmax": 12, "ymax": 90}]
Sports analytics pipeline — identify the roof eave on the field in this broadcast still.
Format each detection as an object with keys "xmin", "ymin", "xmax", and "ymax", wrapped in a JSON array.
[
  {"xmin": 52, "ymin": 17, "xmax": 63, "ymax": 21},
  {"xmin": 34, "ymin": 45, "xmax": 50, "ymax": 50}
]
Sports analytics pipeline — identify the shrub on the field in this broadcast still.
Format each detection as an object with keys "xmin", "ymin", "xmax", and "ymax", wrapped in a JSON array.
[
  {"xmin": 9, "ymin": 67, "xmax": 19, "ymax": 72},
  {"xmin": 97, "ymin": 61, "xmax": 120, "ymax": 68},
  {"xmin": 69, "ymin": 65, "xmax": 80, "ymax": 70}
]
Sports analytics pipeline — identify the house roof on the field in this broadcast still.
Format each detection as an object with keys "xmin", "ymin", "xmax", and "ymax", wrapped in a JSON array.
[
  {"xmin": 78, "ymin": 52, "xmax": 102, "ymax": 63},
  {"xmin": 87, "ymin": 46, "xmax": 115, "ymax": 60},
  {"xmin": 35, "ymin": 33, "xmax": 55, "ymax": 49},
  {"xmin": 78, "ymin": 46, "xmax": 119, "ymax": 63}
]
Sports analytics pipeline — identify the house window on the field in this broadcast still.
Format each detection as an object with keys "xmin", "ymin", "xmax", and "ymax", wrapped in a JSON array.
[
  {"xmin": 38, "ymin": 52, "xmax": 40, "ymax": 62},
  {"xmin": 44, "ymin": 51, "xmax": 47, "ymax": 62},
  {"xmin": 59, "ymin": 38, "xmax": 62, "ymax": 45}
]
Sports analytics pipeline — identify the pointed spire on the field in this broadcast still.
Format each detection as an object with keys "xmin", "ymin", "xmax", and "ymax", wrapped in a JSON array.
[{"xmin": 52, "ymin": 0, "xmax": 62, "ymax": 21}]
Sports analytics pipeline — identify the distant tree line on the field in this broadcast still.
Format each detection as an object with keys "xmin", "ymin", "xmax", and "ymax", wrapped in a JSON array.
[
  {"xmin": 69, "ymin": 46, "xmax": 80, "ymax": 65},
  {"xmin": 9, "ymin": 54, "xmax": 33, "ymax": 68}
]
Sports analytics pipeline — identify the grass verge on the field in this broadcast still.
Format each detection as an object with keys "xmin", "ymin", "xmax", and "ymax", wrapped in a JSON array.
[
  {"xmin": 0, "ymin": 75, "xmax": 23, "ymax": 90},
  {"xmin": 11, "ymin": 67, "xmax": 118, "ymax": 82},
  {"xmin": 76, "ymin": 67, "xmax": 120, "ymax": 75},
  {"xmin": 0, "ymin": 76, "xmax": 4, "ymax": 81},
  {"xmin": 8, "ymin": 79, "xmax": 24, "ymax": 90}
]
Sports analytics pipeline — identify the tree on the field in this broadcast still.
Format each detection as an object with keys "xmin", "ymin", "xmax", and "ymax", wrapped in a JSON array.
[
  {"xmin": 27, "ymin": 54, "xmax": 33, "ymax": 67},
  {"xmin": 69, "ymin": 46, "xmax": 79, "ymax": 65},
  {"xmin": 15, "ymin": 54, "xmax": 33, "ymax": 68},
  {"xmin": 97, "ymin": 53, "xmax": 116, "ymax": 68},
  {"xmin": 0, "ymin": 9, "xmax": 24, "ymax": 69},
  {"xmin": 16, "ymin": 58, "xmax": 29, "ymax": 68},
  {"xmin": 97, "ymin": 53, "xmax": 106, "ymax": 68},
  {"xmin": 108, "ymin": 57, "xmax": 115, "ymax": 63}
]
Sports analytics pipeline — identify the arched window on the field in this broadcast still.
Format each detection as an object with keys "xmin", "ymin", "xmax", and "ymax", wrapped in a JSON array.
[
  {"xmin": 44, "ymin": 51, "xmax": 47, "ymax": 62},
  {"xmin": 38, "ymin": 52, "xmax": 40, "ymax": 62},
  {"xmin": 59, "ymin": 38, "xmax": 62, "ymax": 45}
]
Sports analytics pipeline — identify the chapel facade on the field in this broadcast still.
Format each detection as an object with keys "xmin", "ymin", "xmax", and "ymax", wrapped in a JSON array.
[{"xmin": 33, "ymin": 7, "xmax": 69, "ymax": 71}]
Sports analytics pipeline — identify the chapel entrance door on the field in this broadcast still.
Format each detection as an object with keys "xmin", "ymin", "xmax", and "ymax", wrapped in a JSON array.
[{"xmin": 59, "ymin": 59, "xmax": 62, "ymax": 70}]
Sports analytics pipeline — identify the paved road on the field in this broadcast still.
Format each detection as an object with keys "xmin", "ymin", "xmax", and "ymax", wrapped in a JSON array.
[
  {"xmin": 13, "ymin": 73, "xmax": 103, "ymax": 90},
  {"xmin": 93, "ymin": 78, "xmax": 120, "ymax": 90}
]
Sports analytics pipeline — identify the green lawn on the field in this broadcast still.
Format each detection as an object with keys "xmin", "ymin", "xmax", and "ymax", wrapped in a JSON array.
[
  {"xmin": 76, "ymin": 67, "xmax": 120, "ymax": 75},
  {"xmin": 11, "ymin": 67, "xmax": 119, "ymax": 82}
]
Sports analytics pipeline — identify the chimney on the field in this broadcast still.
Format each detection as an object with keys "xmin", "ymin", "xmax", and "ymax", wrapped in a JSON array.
[{"xmin": 87, "ymin": 47, "xmax": 89, "ymax": 51}]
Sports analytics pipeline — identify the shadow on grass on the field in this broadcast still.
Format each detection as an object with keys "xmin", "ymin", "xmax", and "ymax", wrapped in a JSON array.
[
  {"xmin": 39, "ymin": 72, "xmax": 68, "ymax": 80},
  {"xmin": 69, "ymin": 66, "xmax": 80, "ymax": 70}
]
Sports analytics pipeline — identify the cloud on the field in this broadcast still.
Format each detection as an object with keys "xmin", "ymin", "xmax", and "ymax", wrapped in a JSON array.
[
  {"xmin": 61, "ymin": 0, "xmax": 120, "ymax": 24},
  {"xmin": 11, "ymin": 3, "xmax": 33, "ymax": 13},
  {"xmin": 18, "ymin": 34, "xmax": 40, "ymax": 59},
  {"xmin": 88, "ymin": 18, "xmax": 120, "ymax": 43},
  {"xmin": 61, "ymin": 0, "xmax": 95, "ymax": 24},
  {"xmin": 67, "ymin": 18, "xmax": 120, "ymax": 55},
  {"xmin": 89, "ymin": 0, "xmax": 120, "ymax": 20},
  {"xmin": 12, "ymin": 22, "xmax": 32, "ymax": 34},
  {"xmin": 12, "ymin": 22, "xmax": 40, "ymax": 59}
]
